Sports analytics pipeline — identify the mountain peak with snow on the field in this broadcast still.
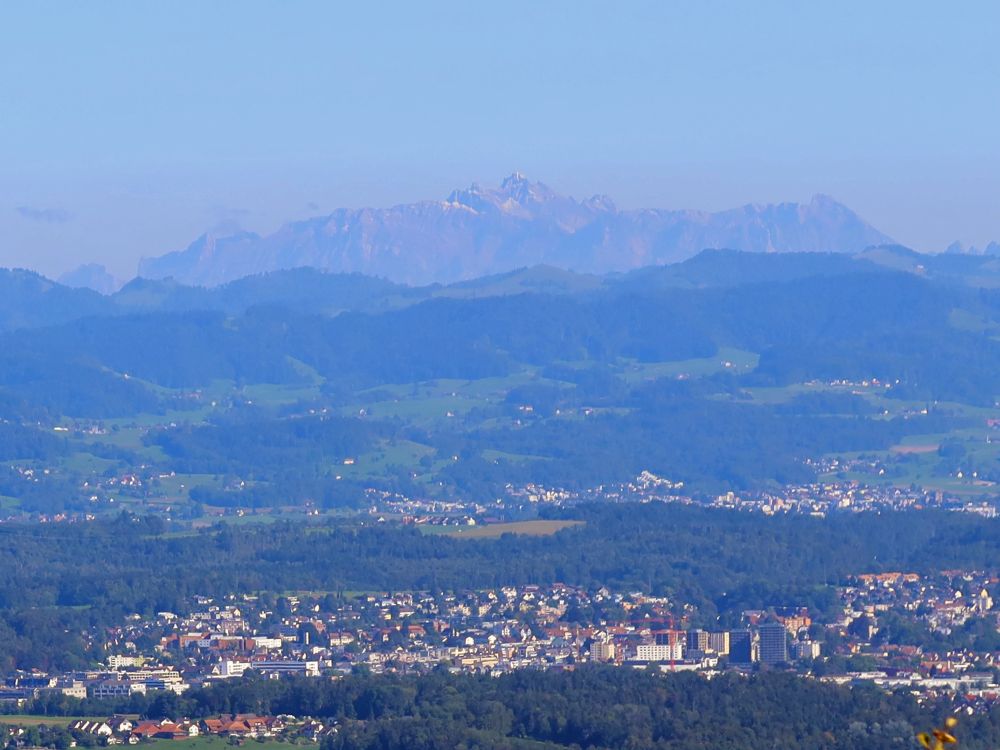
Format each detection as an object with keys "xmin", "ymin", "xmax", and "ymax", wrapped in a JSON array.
[{"xmin": 139, "ymin": 176, "xmax": 894, "ymax": 286}]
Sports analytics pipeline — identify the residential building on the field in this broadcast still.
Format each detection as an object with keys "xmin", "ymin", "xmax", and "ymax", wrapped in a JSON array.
[
  {"xmin": 759, "ymin": 622, "xmax": 789, "ymax": 665},
  {"xmin": 795, "ymin": 641, "xmax": 822, "ymax": 660},
  {"xmin": 634, "ymin": 642, "xmax": 683, "ymax": 662},
  {"xmin": 686, "ymin": 629, "xmax": 709, "ymax": 652},
  {"xmin": 729, "ymin": 630, "xmax": 758, "ymax": 665},
  {"xmin": 707, "ymin": 631, "xmax": 730, "ymax": 655},
  {"xmin": 589, "ymin": 641, "xmax": 616, "ymax": 662},
  {"xmin": 88, "ymin": 680, "xmax": 147, "ymax": 699}
]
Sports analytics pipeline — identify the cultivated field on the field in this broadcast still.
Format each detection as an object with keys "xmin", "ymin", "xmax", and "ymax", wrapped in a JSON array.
[
  {"xmin": 433, "ymin": 519, "xmax": 584, "ymax": 539},
  {"xmin": 0, "ymin": 715, "xmax": 112, "ymax": 727},
  {"xmin": 166, "ymin": 737, "xmax": 303, "ymax": 750}
]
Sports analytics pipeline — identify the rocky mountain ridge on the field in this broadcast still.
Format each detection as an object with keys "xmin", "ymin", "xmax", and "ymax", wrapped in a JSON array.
[{"xmin": 137, "ymin": 174, "xmax": 895, "ymax": 286}]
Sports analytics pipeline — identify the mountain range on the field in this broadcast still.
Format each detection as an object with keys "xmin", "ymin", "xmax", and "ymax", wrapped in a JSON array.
[{"xmin": 137, "ymin": 174, "xmax": 895, "ymax": 286}]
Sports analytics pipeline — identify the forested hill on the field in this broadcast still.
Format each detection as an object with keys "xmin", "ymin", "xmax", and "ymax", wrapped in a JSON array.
[
  {"xmin": 7, "ymin": 245, "xmax": 1000, "ymax": 332},
  {"xmin": 3, "ymin": 263, "xmax": 998, "ymax": 399},
  {"xmin": 4, "ymin": 250, "xmax": 1000, "ymax": 505}
]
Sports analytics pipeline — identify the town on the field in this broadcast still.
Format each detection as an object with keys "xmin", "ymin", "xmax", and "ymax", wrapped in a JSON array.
[{"xmin": 3, "ymin": 568, "xmax": 998, "ymax": 740}]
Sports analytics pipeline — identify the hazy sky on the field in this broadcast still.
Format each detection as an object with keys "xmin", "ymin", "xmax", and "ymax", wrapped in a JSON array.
[{"xmin": 2, "ymin": 1, "xmax": 999, "ymax": 279}]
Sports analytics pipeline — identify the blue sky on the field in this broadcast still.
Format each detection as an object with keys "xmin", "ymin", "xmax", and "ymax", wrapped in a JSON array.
[{"xmin": 1, "ymin": 1, "xmax": 998, "ymax": 278}]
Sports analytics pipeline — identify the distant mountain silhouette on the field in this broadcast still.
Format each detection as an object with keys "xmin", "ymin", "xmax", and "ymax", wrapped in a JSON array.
[
  {"xmin": 138, "ymin": 174, "xmax": 894, "ymax": 286},
  {"xmin": 19, "ymin": 245, "xmax": 1000, "ymax": 333},
  {"xmin": 58, "ymin": 263, "xmax": 122, "ymax": 295},
  {"xmin": 943, "ymin": 240, "xmax": 1000, "ymax": 256}
]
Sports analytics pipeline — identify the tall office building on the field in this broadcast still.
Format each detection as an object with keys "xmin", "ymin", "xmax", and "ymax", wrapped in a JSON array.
[
  {"xmin": 758, "ymin": 622, "xmax": 789, "ymax": 665},
  {"xmin": 729, "ymin": 629, "xmax": 758, "ymax": 664}
]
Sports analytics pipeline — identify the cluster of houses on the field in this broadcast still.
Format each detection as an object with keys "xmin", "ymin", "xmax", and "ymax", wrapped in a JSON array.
[
  {"xmin": 367, "ymin": 469, "xmax": 987, "ymax": 525},
  {"xmin": 500, "ymin": 471, "xmax": 993, "ymax": 518},
  {"xmin": 66, "ymin": 714, "xmax": 332, "ymax": 743},
  {"xmin": 828, "ymin": 569, "xmax": 1000, "ymax": 691}
]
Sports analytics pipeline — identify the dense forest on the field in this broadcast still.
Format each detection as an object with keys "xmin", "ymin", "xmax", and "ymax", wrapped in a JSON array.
[
  {"xmin": 1, "ymin": 505, "xmax": 999, "ymax": 670},
  {"xmin": 6, "ymin": 668, "xmax": 999, "ymax": 750}
]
